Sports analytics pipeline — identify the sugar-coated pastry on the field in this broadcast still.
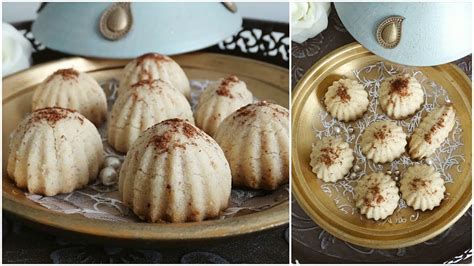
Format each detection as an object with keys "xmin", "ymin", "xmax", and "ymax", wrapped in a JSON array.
[
  {"xmin": 32, "ymin": 68, "xmax": 107, "ymax": 126},
  {"xmin": 379, "ymin": 74, "xmax": 425, "ymax": 119},
  {"xmin": 195, "ymin": 75, "xmax": 253, "ymax": 136},
  {"xmin": 400, "ymin": 164, "xmax": 445, "ymax": 211},
  {"xmin": 310, "ymin": 136, "xmax": 354, "ymax": 182},
  {"xmin": 119, "ymin": 119, "xmax": 231, "ymax": 223},
  {"xmin": 119, "ymin": 53, "xmax": 191, "ymax": 99},
  {"xmin": 7, "ymin": 107, "xmax": 104, "ymax": 196},
  {"xmin": 214, "ymin": 101, "xmax": 289, "ymax": 190},
  {"xmin": 360, "ymin": 121, "xmax": 407, "ymax": 163},
  {"xmin": 409, "ymin": 105, "xmax": 456, "ymax": 160},
  {"xmin": 108, "ymin": 79, "xmax": 194, "ymax": 153},
  {"xmin": 355, "ymin": 172, "xmax": 400, "ymax": 221},
  {"xmin": 324, "ymin": 78, "xmax": 369, "ymax": 122}
]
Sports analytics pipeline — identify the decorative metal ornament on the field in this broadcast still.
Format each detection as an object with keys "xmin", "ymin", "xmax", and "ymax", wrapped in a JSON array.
[
  {"xmin": 353, "ymin": 165, "xmax": 360, "ymax": 172},
  {"xmin": 222, "ymin": 2, "xmax": 237, "ymax": 13},
  {"xmin": 376, "ymin": 16, "xmax": 404, "ymax": 49},
  {"xmin": 99, "ymin": 3, "xmax": 133, "ymax": 41}
]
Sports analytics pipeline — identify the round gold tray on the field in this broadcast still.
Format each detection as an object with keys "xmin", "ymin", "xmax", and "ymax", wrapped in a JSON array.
[
  {"xmin": 291, "ymin": 43, "xmax": 472, "ymax": 249},
  {"xmin": 2, "ymin": 53, "xmax": 289, "ymax": 244}
]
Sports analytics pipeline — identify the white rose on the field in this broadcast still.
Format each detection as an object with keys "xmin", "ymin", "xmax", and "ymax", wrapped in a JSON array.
[
  {"xmin": 2, "ymin": 23, "xmax": 34, "ymax": 77},
  {"xmin": 291, "ymin": 2, "xmax": 331, "ymax": 44}
]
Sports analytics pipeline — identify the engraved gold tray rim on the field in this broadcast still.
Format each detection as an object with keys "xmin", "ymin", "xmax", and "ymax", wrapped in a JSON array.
[
  {"xmin": 2, "ymin": 53, "xmax": 289, "ymax": 243},
  {"xmin": 291, "ymin": 42, "xmax": 472, "ymax": 249}
]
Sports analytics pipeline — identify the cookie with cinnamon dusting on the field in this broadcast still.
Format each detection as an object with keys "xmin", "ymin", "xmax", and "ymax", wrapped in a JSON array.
[
  {"xmin": 324, "ymin": 78, "xmax": 369, "ymax": 122},
  {"xmin": 194, "ymin": 75, "xmax": 253, "ymax": 136},
  {"xmin": 409, "ymin": 105, "xmax": 456, "ymax": 160},
  {"xmin": 355, "ymin": 172, "xmax": 400, "ymax": 221},
  {"xmin": 379, "ymin": 74, "xmax": 425, "ymax": 119},
  {"xmin": 360, "ymin": 121, "xmax": 407, "ymax": 163},
  {"xmin": 310, "ymin": 136, "xmax": 354, "ymax": 182}
]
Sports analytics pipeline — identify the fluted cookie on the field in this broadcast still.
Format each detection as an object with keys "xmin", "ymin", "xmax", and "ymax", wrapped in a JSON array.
[
  {"xmin": 324, "ymin": 78, "xmax": 369, "ymax": 122},
  {"xmin": 379, "ymin": 74, "xmax": 424, "ymax": 119},
  {"xmin": 32, "ymin": 68, "xmax": 107, "ymax": 126},
  {"xmin": 355, "ymin": 172, "xmax": 400, "ymax": 221},
  {"xmin": 409, "ymin": 105, "xmax": 456, "ymax": 160},
  {"xmin": 400, "ymin": 164, "xmax": 445, "ymax": 211},
  {"xmin": 7, "ymin": 107, "xmax": 103, "ymax": 196},
  {"xmin": 310, "ymin": 136, "xmax": 354, "ymax": 182},
  {"xmin": 360, "ymin": 121, "xmax": 407, "ymax": 163},
  {"xmin": 119, "ymin": 119, "xmax": 231, "ymax": 223}
]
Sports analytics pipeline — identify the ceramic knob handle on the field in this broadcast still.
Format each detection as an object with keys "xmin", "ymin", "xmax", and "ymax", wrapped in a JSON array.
[
  {"xmin": 99, "ymin": 3, "xmax": 133, "ymax": 41},
  {"xmin": 376, "ymin": 16, "xmax": 404, "ymax": 49},
  {"xmin": 222, "ymin": 2, "xmax": 237, "ymax": 13}
]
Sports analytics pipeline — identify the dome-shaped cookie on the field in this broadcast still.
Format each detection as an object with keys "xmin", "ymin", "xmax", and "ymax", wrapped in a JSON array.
[
  {"xmin": 32, "ymin": 68, "xmax": 107, "ymax": 126},
  {"xmin": 360, "ymin": 121, "xmax": 407, "ymax": 163},
  {"xmin": 108, "ymin": 79, "xmax": 194, "ymax": 153},
  {"xmin": 7, "ymin": 107, "xmax": 104, "ymax": 196},
  {"xmin": 310, "ymin": 136, "xmax": 354, "ymax": 182},
  {"xmin": 119, "ymin": 119, "xmax": 231, "ymax": 223},
  {"xmin": 355, "ymin": 172, "xmax": 400, "ymax": 221},
  {"xmin": 400, "ymin": 164, "xmax": 445, "ymax": 211},
  {"xmin": 119, "ymin": 53, "xmax": 191, "ymax": 99},
  {"xmin": 214, "ymin": 101, "xmax": 289, "ymax": 190},
  {"xmin": 379, "ymin": 74, "xmax": 425, "ymax": 119},
  {"xmin": 408, "ymin": 105, "xmax": 456, "ymax": 160},
  {"xmin": 195, "ymin": 75, "xmax": 253, "ymax": 136},
  {"xmin": 324, "ymin": 78, "xmax": 369, "ymax": 122}
]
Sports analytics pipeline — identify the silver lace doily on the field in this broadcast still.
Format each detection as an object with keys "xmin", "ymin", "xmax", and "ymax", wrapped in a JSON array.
[
  {"xmin": 25, "ymin": 78, "xmax": 288, "ymax": 222},
  {"xmin": 313, "ymin": 61, "xmax": 465, "ymax": 225}
]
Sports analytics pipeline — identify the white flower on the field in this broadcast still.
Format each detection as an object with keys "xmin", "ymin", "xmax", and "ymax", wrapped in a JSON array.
[
  {"xmin": 2, "ymin": 23, "xmax": 34, "ymax": 77},
  {"xmin": 291, "ymin": 2, "xmax": 331, "ymax": 44}
]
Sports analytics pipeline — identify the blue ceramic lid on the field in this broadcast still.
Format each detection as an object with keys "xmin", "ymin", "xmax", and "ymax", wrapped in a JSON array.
[
  {"xmin": 32, "ymin": 2, "xmax": 242, "ymax": 58},
  {"xmin": 335, "ymin": 2, "xmax": 472, "ymax": 66}
]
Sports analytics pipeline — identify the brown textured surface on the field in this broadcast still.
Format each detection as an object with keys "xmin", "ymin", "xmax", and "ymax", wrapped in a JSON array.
[
  {"xmin": 31, "ymin": 107, "xmax": 77, "ymax": 124},
  {"xmin": 318, "ymin": 147, "xmax": 340, "ymax": 166},
  {"xmin": 424, "ymin": 110, "xmax": 449, "ymax": 144},
  {"xmin": 149, "ymin": 119, "xmax": 209, "ymax": 153},
  {"xmin": 130, "ymin": 79, "xmax": 158, "ymax": 88},
  {"xmin": 389, "ymin": 77, "xmax": 410, "ymax": 97},
  {"xmin": 335, "ymin": 86, "xmax": 351, "ymax": 103},
  {"xmin": 46, "ymin": 68, "xmax": 79, "ymax": 83},
  {"xmin": 135, "ymin": 53, "xmax": 171, "ymax": 65},
  {"xmin": 216, "ymin": 75, "xmax": 239, "ymax": 98}
]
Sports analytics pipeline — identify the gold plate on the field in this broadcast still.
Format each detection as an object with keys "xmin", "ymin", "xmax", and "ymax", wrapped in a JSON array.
[
  {"xmin": 291, "ymin": 43, "xmax": 472, "ymax": 249},
  {"xmin": 2, "ymin": 53, "xmax": 289, "ymax": 243}
]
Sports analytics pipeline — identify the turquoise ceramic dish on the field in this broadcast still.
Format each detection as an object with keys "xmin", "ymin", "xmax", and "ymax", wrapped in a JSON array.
[
  {"xmin": 335, "ymin": 2, "xmax": 472, "ymax": 66},
  {"xmin": 32, "ymin": 2, "xmax": 242, "ymax": 58}
]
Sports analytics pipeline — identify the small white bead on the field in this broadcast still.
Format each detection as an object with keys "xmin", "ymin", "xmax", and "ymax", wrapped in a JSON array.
[
  {"xmin": 100, "ymin": 167, "xmax": 118, "ymax": 186},
  {"xmin": 350, "ymin": 173, "xmax": 357, "ymax": 178},
  {"xmin": 387, "ymin": 171, "xmax": 392, "ymax": 175},
  {"xmin": 334, "ymin": 127, "xmax": 341, "ymax": 134},
  {"xmin": 394, "ymin": 176, "xmax": 399, "ymax": 181},
  {"xmin": 348, "ymin": 127, "xmax": 354, "ymax": 134},
  {"xmin": 104, "ymin": 156, "xmax": 121, "ymax": 170},
  {"xmin": 425, "ymin": 159, "xmax": 433, "ymax": 166},
  {"xmin": 353, "ymin": 165, "xmax": 360, "ymax": 172},
  {"xmin": 445, "ymin": 99, "xmax": 451, "ymax": 104},
  {"xmin": 394, "ymin": 170, "xmax": 400, "ymax": 176}
]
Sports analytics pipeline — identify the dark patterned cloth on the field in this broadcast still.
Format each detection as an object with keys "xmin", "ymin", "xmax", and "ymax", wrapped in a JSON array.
[
  {"xmin": 3, "ymin": 214, "xmax": 289, "ymax": 264},
  {"xmin": 291, "ymin": 6, "xmax": 472, "ymax": 264},
  {"xmin": 2, "ymin": 18, "xmax": 289, "ymax": 264}
]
